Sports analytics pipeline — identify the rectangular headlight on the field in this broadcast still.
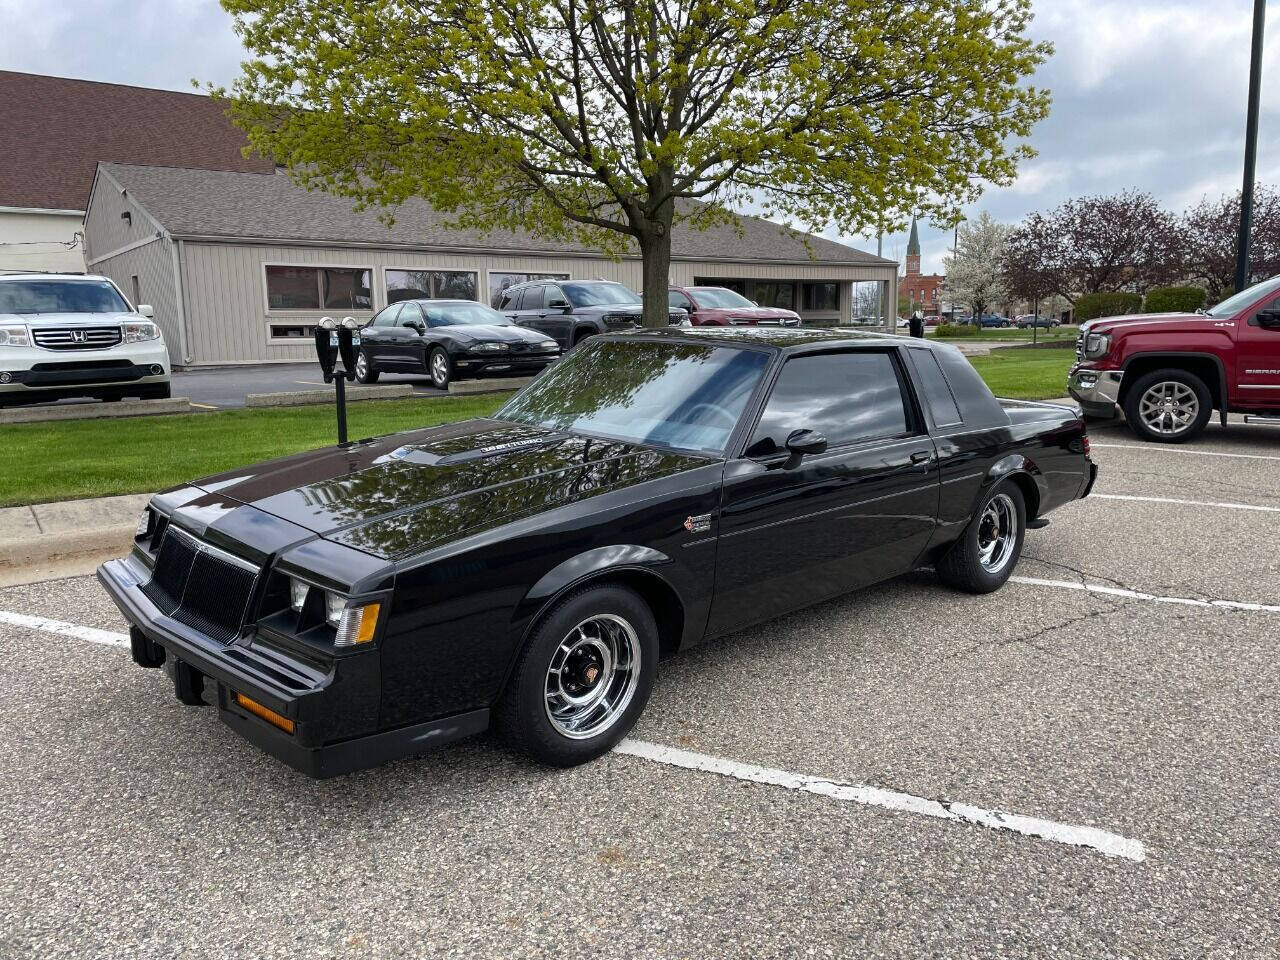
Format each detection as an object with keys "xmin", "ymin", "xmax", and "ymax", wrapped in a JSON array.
[
  {"xmin": 1084, "ymin": 333, "xmax": 1111, "ymax": 358},
  {"xmin": 135, "ymin": 508, "xmax": 151, "ymax": 539},
  {"xmin": 0, "ymin": 324, "xmax": 30, "ymax": 347},
  {"xmin": 289, "ymin": 578, "xmax": 310, "ymax": 613},
  {"xmin": 123, "ymin": 321, "xmax": 160, "ymax": 343}
]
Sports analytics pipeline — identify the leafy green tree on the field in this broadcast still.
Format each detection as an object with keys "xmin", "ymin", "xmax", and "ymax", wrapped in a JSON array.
[{"xmin": 220, "ymin": 0, "xmax": 1051, "ymax": 326}]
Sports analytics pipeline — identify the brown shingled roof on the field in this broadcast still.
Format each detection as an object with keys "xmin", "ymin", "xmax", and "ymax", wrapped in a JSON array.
[
  {"xmin": 0, "ymin": 71, "xmax": 272, "ymax": 211},
  {"xmin": 99, "ymin": 163, "xmax": 894, "ymax": 266}
]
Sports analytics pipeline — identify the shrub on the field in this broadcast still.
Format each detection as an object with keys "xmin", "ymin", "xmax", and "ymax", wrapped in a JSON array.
[
  {"xmin": 1143, "ymin": 286, "xmax": 1207, "ymax": 313},
  {"xmin": 935, "ymin": 322, "xmax": 978, "ymax": 337},
  {"xmin": 1074, "ymin": 292, "xmax": 1143, "ymax": 322}
]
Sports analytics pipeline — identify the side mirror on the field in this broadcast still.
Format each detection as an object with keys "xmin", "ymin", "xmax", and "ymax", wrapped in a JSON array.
[
  {"xmin": 1257, "ymin": 308, "xmax": 1280, "ymax": 329},
  {"xmin": 786, "ymin": 429, "xmax": 828, "ymax": 457},
  {"xmin": 547, "ymin": 298, "xmax": 570, "ymax": 310},
  {"xmin": 406, "ymin": 319, "xmax": 426, "ymax": 333},
  {"xmin": 137, "ymin": 304, "xmax": 154, "ymax": 318}
]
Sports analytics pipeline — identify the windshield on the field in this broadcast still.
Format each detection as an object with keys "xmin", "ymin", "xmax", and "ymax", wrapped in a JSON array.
[
  {"xmin": 497, "ymin": 338, "xmax": 770, "ymax": 455},
  {"xmin": 1206, "ymin": 274, "xmax": 1280, "ymax": 318},
  {"xmin": 691, "ymin": 287, "xmax": 755, "ymax": 309},
  {"xmin": 423, "ymin": 302, "xmax": 513, "ymax": 326},
  {"xmin": 562, "ymin": 282, "xmax": 641, "ymax": 307},
  {"xmin": 0, "ymin": 279, "xmax": 129, "ymax": 315}
]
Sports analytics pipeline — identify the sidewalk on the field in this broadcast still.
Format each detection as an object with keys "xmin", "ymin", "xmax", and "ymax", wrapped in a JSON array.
[{"xmin": 0, "ymin": 492, "xmax": 150, "ymax": 582}]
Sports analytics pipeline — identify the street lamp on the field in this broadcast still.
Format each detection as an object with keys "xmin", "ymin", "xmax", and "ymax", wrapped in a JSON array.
[{"xmin": 1236, "ymin": 0, "xmax": 1266, "ymax": 295}]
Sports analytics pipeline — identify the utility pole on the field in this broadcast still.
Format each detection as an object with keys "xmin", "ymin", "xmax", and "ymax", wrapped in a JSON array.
[{"xmin": 1236, "ymin": 0, "xmax": 1266, "ymax": 295}]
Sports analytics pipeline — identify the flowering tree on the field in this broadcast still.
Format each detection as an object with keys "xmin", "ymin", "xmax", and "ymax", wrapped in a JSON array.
[{"xmin": 944, "ymin": 212, "xmax": 1009, "ymax": 318}]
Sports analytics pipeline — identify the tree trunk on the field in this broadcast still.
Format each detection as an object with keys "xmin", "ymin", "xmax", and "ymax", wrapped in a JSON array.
[{"xmin": 638, "ymin": 227, "xmax": 673, "ymax": 327}]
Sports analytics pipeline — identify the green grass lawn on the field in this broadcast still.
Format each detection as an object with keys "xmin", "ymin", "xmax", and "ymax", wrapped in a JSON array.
[
  {"xmin": 967, "ymin": 349, "xmax": 1075, "ymax": 400},
  {"xmin": 930, "ymin": 326, "xmax": 1079, "ymax": 342},
  {"xmin": 0, "ymin": 348, "xmax": 1077, "ymax": 507},
  {"xmin": 0, "ymin": 393, "xmax": 509, "ymax": 508}
]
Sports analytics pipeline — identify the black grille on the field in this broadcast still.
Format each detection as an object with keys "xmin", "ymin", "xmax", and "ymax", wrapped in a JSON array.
[
  {"xmin": 141, "ymin": 528, "xmax": 259, "ymax": 644},
  {"xmin": 32, "ymin": 326, "xmax": 123, "ymax": 351},
  {"xmin": 602, "ymin": 314, "xmax": 639, "ymax": 329},
  {"xmin": 31, "ymin": 359, "xmax": 133, "ymax": 372}
]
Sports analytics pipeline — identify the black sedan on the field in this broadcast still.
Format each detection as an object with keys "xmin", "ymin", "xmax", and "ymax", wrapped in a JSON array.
[
  {"xmin": 355, "ymin": 299, "xmax": 560, "ymax": 388},
  {"xmin": 98, "ymin": 328, "xmax": 1096, "ymax": 777}
]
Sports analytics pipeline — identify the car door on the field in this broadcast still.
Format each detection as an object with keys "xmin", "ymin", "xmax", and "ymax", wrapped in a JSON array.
[
  {"xmin": 1236, "ymin": 291, "xmax": 1280, "ymax": 400},
  {"xmin": 360, "ymin": 303, "xmax": 404, "ymax": 367},
  {"xmin": 537, "ymin": 284, "xmax": 578, "ymax": 348},
  {"xmin": 509, "ymin": 284, "xmax": 548, "ymax": 333},
  {"xmin": 394, "ymin": 302, "xmax": 430, "ymax": 368},
  {"xmin": 669, "ymin": 289, "xmax": 697, "ymax": 324},
  {"xmin": 708, "ymin": 348, "xmax": 940, "ymax": 636}
]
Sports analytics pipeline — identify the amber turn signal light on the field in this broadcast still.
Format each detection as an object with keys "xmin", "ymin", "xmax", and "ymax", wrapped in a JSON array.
[{"xmin": 234, "ymin": 692, "xmax": 295, "ymax": 734}]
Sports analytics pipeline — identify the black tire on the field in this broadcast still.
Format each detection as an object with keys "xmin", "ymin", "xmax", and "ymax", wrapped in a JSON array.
[
  {"xmin": 354, "ymin": 351, "xmax": 380, "ymax": 384},
  {"xmin": 428, "ymin": 346, "xmax": 452, "ymax": 389},
  {"xmin": 1122, "ymin": 368, "xmax": 1212, "ymax": 444},
  {"xmin": 937, "ymin": 482, "xmax": 1026, "ymax": 594},
  {"xmin": 572, "ymin": 330, "xmax": 594, "ymax": 348},
  {"xmin": 493, "ymin": 584, "xmax": 658, "ymax": 766}
]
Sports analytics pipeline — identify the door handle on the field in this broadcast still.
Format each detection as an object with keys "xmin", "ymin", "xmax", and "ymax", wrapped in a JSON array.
[{"xmin": 910, "ymin": 450, "xmax": 933, "ymax": 466}]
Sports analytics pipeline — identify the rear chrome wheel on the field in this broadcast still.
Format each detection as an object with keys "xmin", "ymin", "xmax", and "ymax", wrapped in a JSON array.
[
  {"xmin": 544, "ymin": 614, "xmax": 641, "ymax": 739},
  {"xmin": 976, "ymin": 493, "xmax": 1018, "ymax": 574}
]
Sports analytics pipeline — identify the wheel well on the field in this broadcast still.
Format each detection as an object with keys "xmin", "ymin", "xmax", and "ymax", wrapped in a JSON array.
[
  {"xmin": 573, "ymin": 329, "xmax": 595, "ymax": 346},
  {"xmin": 558, "ymin": 569, "xmax": 685, "ymax": 658},
  {"xmin": 1005, "ymin": 471, "xmax": 1041, "ymax": 520},
  {"xmin": 1120, "ymin": 356, "xmax": 1223, "ymax": 410}
]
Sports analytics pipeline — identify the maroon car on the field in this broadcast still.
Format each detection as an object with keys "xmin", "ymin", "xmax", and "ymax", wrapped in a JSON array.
[{"xmin": 669, "ymin": 285, "xmax": 802, "ymax": 327}]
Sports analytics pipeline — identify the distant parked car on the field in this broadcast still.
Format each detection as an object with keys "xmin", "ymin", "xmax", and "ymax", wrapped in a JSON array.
[
  {"xmin": 850, "ymin": 315, "xmax": 883, "ymax": 326},
  {"xmin": 0, "ymin": 272, "xmax": 170, "ymax": 407},
  {"xmin": 667, "ymin": 285, "xmax": 800, "ymax": 327},
  {"xmin": 977, "ymin": 314, "xmax": 1012, "ymax": 328},
  {"xmin": 357, "ymin": 299, "xmax": 560, "ymax": 389},
  {"xmin": 924, "ymin": 315, "xmax": 943, "ymax": 327},
  {"xmin": 1015, "ymin": 315, "xmax": 1059, "ymax": 329},
  {"xmin": 498, "ymin": 279, "xmax": 687, "ymax": 349}
]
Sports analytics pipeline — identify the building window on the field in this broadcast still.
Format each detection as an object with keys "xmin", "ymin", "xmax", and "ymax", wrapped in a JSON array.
[
  {"xmin": 753, "ymin": 282, "xmax": 796, "ymax": 310},
  {"xmin": 488, "ymin": 271, "xmax": 569, "ymax": 307},
  {"xmin": 693, "ymin": 277, "xmax": 748, "ymax": 296},
  {"xmin": 265, "ymin": 265, "xmax": 372, "ymax": 311},
  {"xmin": 269, "ymin": 324, "xmax": 316, "ymax": 339},
  {"xmin": 386, "ymin": 268, "xmax": 479, "ymax": 304},
  {"xmin": 802, "ymin": 282, "xmax": 839, "ymax": 312}
]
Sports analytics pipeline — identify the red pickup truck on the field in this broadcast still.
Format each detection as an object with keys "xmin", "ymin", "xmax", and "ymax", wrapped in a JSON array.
[{"xmin": 1068, "ymin": 275, "xmax": 1280, "ymax": 442}]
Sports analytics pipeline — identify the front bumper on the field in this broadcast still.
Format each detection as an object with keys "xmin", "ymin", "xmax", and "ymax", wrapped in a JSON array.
[
  {"xmin": 1068, "ymin": 365, "xmax": 1123, "ymax": 418},
  {"xmin": 453, "ymin": 353, "xmax": 558, "ymax": 377},
  {"xmin": 0, "ymin": 339, "xmax": 170, "ymax": 396},
  {"xmin": 97, "ymin": 553, "xmax": 487, "ymax": 777}
]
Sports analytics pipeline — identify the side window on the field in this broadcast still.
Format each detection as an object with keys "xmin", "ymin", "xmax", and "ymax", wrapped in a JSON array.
[
  {"xmin": 371, "ymin": 303, "xmax": 402, "ymax": 327},
  {"xmin": 499, "ymin": 289, "xmax": 520, "ymax": 311},
  {"xmin": 747, "ymin": 352, "xmax": 911, "ymax": 456},
  {"xmin": 1249, "ymin": 293, "xmax": 1280, "ymax": 327},
  {"xmin": 905, "ymin": 349, "xmax": 962, "ymax": 427},
  {"xmin": 522, "ymin": 285, "xmax": 547, "ymax": 310},
  {"xmin": 668, "ymin": 290, "xmax": 691, "ymax": 310},
  {"xmin": 545, "ymin": 285, "xmax": 568, "ymax": 307}
]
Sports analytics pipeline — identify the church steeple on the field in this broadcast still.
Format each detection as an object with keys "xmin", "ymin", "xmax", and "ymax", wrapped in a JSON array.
[{"xmin": 905, "ymin": 216, "xmax": 921, "ymax": 276}]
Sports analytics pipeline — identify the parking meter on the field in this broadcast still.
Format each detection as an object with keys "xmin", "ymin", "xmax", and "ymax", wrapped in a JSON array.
[
  {"xmin": 336, "ymin": 317, "xmax": 359, "ymax": 375},
  {"xmin": 314, "ymin": 316, "xmax": 338, "ymax": 382},
  {"xmin": 312, "ymin": 316, "xmax": 355, "ymax": 446}
]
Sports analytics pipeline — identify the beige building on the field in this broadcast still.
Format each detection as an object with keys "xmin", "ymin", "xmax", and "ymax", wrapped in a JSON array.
[{"xmin": 83, "ymin": 162, "xmax": 897, "ymax": 367}]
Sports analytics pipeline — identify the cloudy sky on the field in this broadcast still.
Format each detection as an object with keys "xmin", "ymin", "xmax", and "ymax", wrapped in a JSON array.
[{"xmin": 3, "ymin": 0, "xmax": 1276, "ymax": 273}]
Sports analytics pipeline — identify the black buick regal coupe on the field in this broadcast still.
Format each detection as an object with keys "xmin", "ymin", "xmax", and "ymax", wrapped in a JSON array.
[{"xmin": 99, "ymin": 328, "xmax": 1097, "ymax": 777}]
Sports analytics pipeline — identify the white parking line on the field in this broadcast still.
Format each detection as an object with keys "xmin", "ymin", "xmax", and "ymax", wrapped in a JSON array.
[
  {"xmin": 1092, "ymin": 442, "xmax": 1280, "ymax": 462},
  {"xmin": 0, "ymin": 610, "xmax": 129, "ymax": 648},
  {"xmin": 1008, "ymin": 576, "xmax": 1280, "ymax": 613},
  {"xmin": 1092, "ymin": 493, "xmax": 1280, "ymax": 514},
  {"xmin": 617, "ymin": 740, "xmax": 1145, "ymax": 861},
  {"xmin": 0, "ymin": 608, "xmax": 1146, "ymax": 862}
]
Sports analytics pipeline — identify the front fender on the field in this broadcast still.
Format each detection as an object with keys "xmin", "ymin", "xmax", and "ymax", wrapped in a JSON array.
[{"xmin": 523, "ymin": 544, "xmax": 673, "ymax": 608}]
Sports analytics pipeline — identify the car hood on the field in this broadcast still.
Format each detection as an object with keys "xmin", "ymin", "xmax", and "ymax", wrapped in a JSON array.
[
  {"xmin": 447, "ymin": 324, "xmax": 556, "ymax": 345},
  {"xmin": 1081, "ymin": 313, "xmax": 1221, "ymax": 336},
  {"xmin": 0, "ymin": 311, "xmax": 140, "ymax": 326},
  {"xmin": 700, "ymin": 306, "xmax": 799, "ymax": 320},
  {"xmin": 175, "ymin": 419, "xmax": 707, "ymax": 561}
]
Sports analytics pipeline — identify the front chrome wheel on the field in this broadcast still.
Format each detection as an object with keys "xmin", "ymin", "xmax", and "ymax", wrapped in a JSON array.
[
  {"xmin": 976, "ymin": 492, "xmax": 1018, "ymax": 574},
  {"xmin": 1138, "ymin": 381, "xmax": 1199, "ymax": 436},
  {"xmin": 544, "ymin": 614, "xmax": 641, "ymax": 740}
]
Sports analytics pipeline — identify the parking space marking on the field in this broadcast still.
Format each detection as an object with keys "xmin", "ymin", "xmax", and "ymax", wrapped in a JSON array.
[
  {"xmin": 1, "ymin": 607, "xmax": 1145, "ymax": 861},
  {"xmin": 1092, "ymin": 442, "xmax": 1280, "ymax": 462},
  {"xmin": 1009, "ymin": 576, "xmax": 1280, "ymax": 613},
  {"xmin": 0, "ymin": 610, "xmax": 128, "ymax": 648},
  {"xmin": 1092, "ymin": 493, "xmax": 1280, "ymax": 514},
  {"xmin": 617, "ymin": 740, "xmax": 1145, "ymax": 861}
]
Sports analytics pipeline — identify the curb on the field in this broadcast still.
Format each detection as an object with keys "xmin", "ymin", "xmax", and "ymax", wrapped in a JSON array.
[
  {"xmin": 447, "ymin": 376, "xmax": 532, "ymax": 395},
  {"xmin": 245, "ymin": 384, "xmax": 414, "ymax": 407},
  {"xmin": 0, "ymin": 398, "xmax": 193, "ymax": 424},
  {"xmin": 1, "ymin": 523, "xmax": 136, "ymax": 569}
]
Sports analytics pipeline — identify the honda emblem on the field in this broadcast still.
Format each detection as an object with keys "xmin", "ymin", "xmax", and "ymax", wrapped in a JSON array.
[{"xmin": 71, "ymin": 329, "xmax": 87, "ymax": 343}]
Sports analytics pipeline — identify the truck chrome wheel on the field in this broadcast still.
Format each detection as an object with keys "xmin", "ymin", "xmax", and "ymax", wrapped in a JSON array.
[
  {"xmin": 976, "ymin": 492, "xmax": 1018, "ymax": 573},
  {"xmin": 544, "ymin": 614, "xmax": 641, "ymax": 740},
  {"xmin": 1138, "ymin": 381, "xmax": 1199, "ymax": 436}
]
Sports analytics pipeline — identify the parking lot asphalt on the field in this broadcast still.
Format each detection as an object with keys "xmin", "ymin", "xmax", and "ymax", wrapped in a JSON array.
[
  {"xmin": 172, "ymin": 364, "xmax": 445, "ymax": 408},
  {"xmin": 1, "ymin": 417, "xmax": 1278, "ymax": 958}
]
